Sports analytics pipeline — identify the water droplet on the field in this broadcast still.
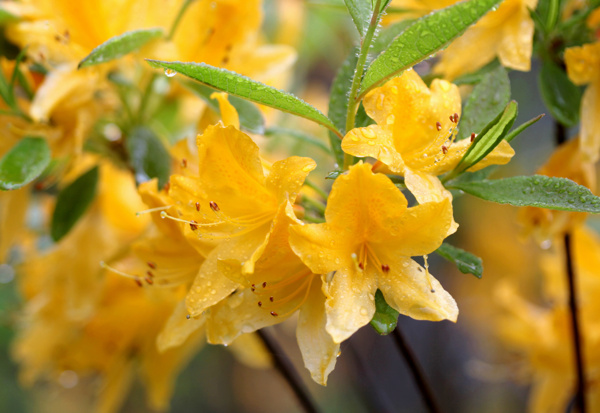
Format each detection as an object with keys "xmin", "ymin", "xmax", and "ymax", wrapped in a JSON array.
[
  {"xmin": 164, "ymin": 68, "xmax": 177, "ymax": 77},
  {"xmin": 360, "ymin": 307, "xmax": 368, "ymax": 316},
  {"xmin": 363, "ymin": 129, "xmax": 375, "ymax": 139},
  {"xmin": 386, "ymin": 114, "xmax": 395, "ymax": 125},
  {"xmin": 302, "ymin": 165, "xmax": 313, "ymax": 172}
]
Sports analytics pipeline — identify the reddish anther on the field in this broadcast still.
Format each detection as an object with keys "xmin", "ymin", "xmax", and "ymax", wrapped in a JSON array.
[
  {"xmin": 442, "ymin": 145, "xmax": 448, "ymax": 154},
  {"xmin": 195, "ymin": 202, "xmax": 200, "ymax": 212},
  {"xmin": 270, "ymin": 311, "xmax": 278, "ymax": 317},
  {"xmin": 147, "ymin": 262, "xmax": 156, "ymax": 269},
  {"xmin": 189, "ymin": 220, "xmax": 199, "ymax": 231},
  {"xmin": 381, "ymin": 264, "xmax": 390, "ymax": 273},
  {"xmin": 435, "ymin": 121, "xmax": 442, "ymax": 131},
  {"xmin": 209, "ymin": 201, "xmax": 220, "ymax": 212}
]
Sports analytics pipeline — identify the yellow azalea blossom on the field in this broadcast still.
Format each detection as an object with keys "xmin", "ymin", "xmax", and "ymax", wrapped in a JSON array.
[
  {"xmin": 519, "ymin": 137, "xmax": 596, "ymax": 244},
  {"xmin": 163, "ymin": 123, "xmax": 316, "ymax": 319},
  {"xmin": 342, "ymin": 69, "xmax": 514, "ymax": 204},
  {"xmin": 387, "ymin": 0, "xmax": 536, "ymax": 79},
  {"xmin": 204, "ymin": 202, "xmax": 338, "ymax": 385},
  {"xmin": 565, "ymin": 41, "xmax": 600, "ymax": 162},
  {"xmin": 289, "ymin": 162, "xmax": 458, "ymax": 344}
]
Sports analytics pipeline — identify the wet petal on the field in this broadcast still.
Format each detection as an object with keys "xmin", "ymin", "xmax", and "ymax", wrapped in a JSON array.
[
  {"xmin": 580, "ymin": 79, "xmax": 600, "ymax": 162},
  {"xmin": 565, "ymin": 42, "xmax": 600, "ymax": 86},
  {"xmin": 157, "ymin": 301, "xmax": 206, "ymax": 353},
  {"xmin": 342, "ymin": 125, "xmax": 404, "ymax": 173},
  {"xmin": 377, "ymin": 257, "xmax": 458, "ymax": 322},
  {"xmin": 211, "ymin": 92, "xmax": 240, "ymax": 128},
  {"xmin": 266, "ymin": 156, "xmax": 316, "ymax": 205}
]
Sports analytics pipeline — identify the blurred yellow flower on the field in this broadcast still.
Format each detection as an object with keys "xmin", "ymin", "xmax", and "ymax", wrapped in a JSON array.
[
  {"xmin": 289, "ymin": 162, "xmax": 458, "ymax": 344},
  {"xmin": 342, "ymin": 69, "xmax": 513, "ymax": 204},
  {"xmin": 387, "ymin": 0, "xmax": 537, "ymax": 79},
  {"xmin": 565, "ymin": 41, "xmax": 600, "ymax": 162}
]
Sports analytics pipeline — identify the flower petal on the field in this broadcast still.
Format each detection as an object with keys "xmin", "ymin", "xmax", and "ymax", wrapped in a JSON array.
[
  {"xmin": 565, "ymin": 42, "xmax": 600, "ymax": 86},
  {"xmin": 342, "ymin": 125, "xmax": 404, "ymax": 173},
  {"xmin": 266, "ymin": 156, "xmax": 316, "ymax": 205},
  {"xmin": 325, "ymin": 267, "xmax": 377, "ymax": 343},
  {"xmin": 377, "ymin": 257, "xmax": 458, "ymax": 322},
  {"xmin": 297, "ymin": 276, "xmax": 339, "ymax": 385},
  {"xmin": 211, "ymin": 92, "xmax": 240, "ymax": 128},
  {"xmin": 157, "ymin": 301, "xmax": 206, "ymax": 353},
  {"xmin": 580, "ymin": 79, "xmax": 600, "ymax": 163}
]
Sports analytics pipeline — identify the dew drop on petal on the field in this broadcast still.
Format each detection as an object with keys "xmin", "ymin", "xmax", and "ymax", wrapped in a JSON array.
[{"xmin": 164, "ymin": 68, "xmax": 177, "ymax": 77}]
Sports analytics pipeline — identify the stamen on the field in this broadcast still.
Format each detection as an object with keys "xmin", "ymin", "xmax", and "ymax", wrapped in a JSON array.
[
  {"xmin": 381, "ymin": 264, "xmax": 390, "ymax": 273},
  {"xmin": 270, "ymin": 311, "xmax": 278, "ymax": 317},
  {"xmin": 164, "ymin": 181, "xmax": 171, "ymax": 192},
  {"xmin": 189, "ymin": 220, "xmax": 199, "ymax": 231},
  {"xmin": 209, "ymin": 201, "xmax": 220, "ymax": 212},
  {"xmin": 100, "ymin": 261, "xmax": 145, "ymax": 287},
  {"xmin": 470, "ymin": 133, "xmax": 476, "ymax": 142},
  {"xmin": 435, "ymin": 121, "xmax": 442, "ymax": 131},
  {"xmin": 262, "ymin": 282, "xmax": 267, "ymax": 288},
  {"xmin": 147, "ymin": 271, "xmax": 154, "ymax": 278},
  {"xmin": 423, "ymin": 255, "xmax": 435, "ymax": 293},
  {"xmin": 147, "ymin": 262, "xmax": 156, "ymax": 269},
  {"xmin": 136, "ymin": 205, "xmax": 173, "ymax": 216},
  {"xmin": 269, "ymin": 296, "xmax": 274, "ymax": 302},
  {"xmin": 145, "ymin": 277, "xmax": 154, "ymax": 285},
  {"xmin": 258, "ymin": 301, "xmax": 262, "ymax": 307},
  {"xmin": 442, "ymin": 145, "xmax": 448, "ymax": 154},
  {"xmin": 181, "ymin": 158, "xmax": 187, "ymax": 168},
  {"xmin": 195, "ymin": 202, "xmax": 201, "ymax": 212}
]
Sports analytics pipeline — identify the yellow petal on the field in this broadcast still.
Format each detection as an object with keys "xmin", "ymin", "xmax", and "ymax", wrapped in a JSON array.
[
  {"xmin": 373, "ymin": 198, "xmax": 454, "ymax": 256},
  {"xmin": 342, "ymin": 125, "xmax": 404, "ymax": 173},
  {"xmin": 289, "ymin": 223, "xmax": 347, "ymax": 274},
  {"xmin": 565, "ymin": 42, "xmax": 600, "ymax": 85},
  {"xmin": 297, "ymin": 276, "xmax": 339, "ymax": 385},
  {"xmin": 403, "ymin": 168, "xmax": 451, "ymax": 204},
  {"xmin": 266, "ymin": 156, "xmax": 316, "ymax": 205},
  {"xmin": 467, "ymin": 140, "xmax": 515, "ymax": 172},
  {"xmin": 227, "ymin": 333, "xmax": 272, "ymax": 369},
  {"xmin": 0, "ymin": 186, "xmax": 29, "ymax": 261},
  {"xmin": 377, "ymin": 256, "xmax": 458, "ymax": 322},
  {"xmin": 580, "ymin": 79, "xmax": 600, "ymax": 162},
  {"xmin": 325, "ymin": 266, "xmax": 377, "ymax": 343},
  {"xmin": 528, "ymin": 373, "xmax": 572, "ymax": 413},
  {"xmin": 497, "ymin": 2, "xmax": 535, "ymax": 72},
  {"xmin": 210, "ymin": 92, "xmax": 240, "ymax": 129},
  {"xmin": 157, "ymin": 301, "xmax": 206, "ymax": 353},
  {"xmin": 96, "ymin": 358, "xmax": 135, "ymax": 413}
]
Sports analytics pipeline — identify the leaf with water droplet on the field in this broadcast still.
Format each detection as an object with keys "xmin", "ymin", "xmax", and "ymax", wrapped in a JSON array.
[
  {"xmin": 370, "ymin": 290, "xmax": 399, "ymax": 335},
  {"xmin": 125, "ymin": 126, "xmax": 171, "ymax": 188},
  {"xmin": 359, "ymin": 0, "xmax": 502, "ymax": 96},
  {"xmin": 0, "ymin": 137, "xmax": 50, "ymax": 191},
  {"xmin": 51, "ymin": 166, "xmax": 99, "ymax": 241},
  {"xmin": 78, "ymin": 28, "xmax": 164, "ymax": 68},
  {"xmin": 449, "ymin": 175, "xmax": 600, "ymax": 213},
  {"xmin": 146, "ymin": 60, "xmax": 340, "ymax": 137},
  {"xmin": 435, "ymin": 242, "xmax": 483, "ymax": 278},
  {"xmin": 458, "ymin": 65, "xmax": 510, "ymax": 140}
]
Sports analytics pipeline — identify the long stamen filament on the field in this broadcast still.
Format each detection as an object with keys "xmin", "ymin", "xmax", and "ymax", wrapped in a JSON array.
[
  {"xmin": 260, "ymin": 276, "xmax": 315, "ymax": 319},
  {"xmin": 136, "ymin": 205, "xmax": 173, "ymax": 216},
  {"xmin": 100, "ymin": 261, "xmax": 139, "ymax": 280},
  {"xmin": 259, "ymin": 269, "xmax": 313, "ymax": 292}
]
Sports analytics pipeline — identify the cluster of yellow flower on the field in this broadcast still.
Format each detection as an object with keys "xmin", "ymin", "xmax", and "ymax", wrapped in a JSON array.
[{"xmin": 0, "ymin": 0, "xmax": 599, "ymax": 411}]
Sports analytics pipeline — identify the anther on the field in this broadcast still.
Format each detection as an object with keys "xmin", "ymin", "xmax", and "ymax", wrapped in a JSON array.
[
  {"xmin": 470, "ymin": 133, "xmax": 476, "ymax": 142},
  {"xmin": 442, "ymin": 145, "xmax": 448, "ymax": 154},
  {"xmin": 147, "ymin": 262, "xmax": 156, "ymax": 269},
  {"xmin": 452, "ymin": 113, "xmax": 459, "ymax": 123},
  {"xmin": 145, "ymin": 277, "xmax": 154, "ymax": 285},
  {"xmin": 270, "ymin": 311, "xmax": 278, "ymax": 317},
  {"xmin": 358, "ymin": 262, "xmax": 364, "ymax": 270},
  {"xmin": 135, "ymin": 278, "xmax": 143, "ymax": 287},
  {"xmin": 435, "ymin": 121, "xmax": 442, "ymax": 131},
  {"xmin": 381, "ymin": 264, "xmax": 390, "ymax": 273},
  {"xmin": 181, "ymin": 158, "xmax": 187, "ymax": 168},
  {"xmin": 209, "ymin": 201, "xmax": 220, "ymax": 212},
  {"xmin": 269, "ymin": 296, "xmax": 274, "ymax": 302},
  {"xmin": 147, "ymin": 271, "xmax": 154, "ymax": 278},
  {"xmin": 262, "ymin": 282, "xmax": 267, "ymax": 288},
  {"xmin": 164, "ymin": 181, "xmax": 171, "ymax": 192},
  {"xmin": 195, "ymin": 202, "xmax": 200, "ymax": 212},
  {"xmin": 189, "ymin": 220, "xmax": 199, "ymax": 231}
]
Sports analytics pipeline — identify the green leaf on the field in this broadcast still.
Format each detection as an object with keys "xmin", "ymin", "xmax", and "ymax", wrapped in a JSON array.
[
  {"xmin": 51, "ymin": 166, "xmax": 99, "ymax": 242},
  {"xmin": 450, "ymin": 175, "xmax": 600, "ymax": 212},
  {"xmin": 452, "ymin": 101, "xmax": 517, "ymax": 176},
  {"xmin": 371, "ymin": 19, "xmax": 416, "ymax": 55},
  {"xmin": 458, "ymin": 65, "xmax": 510, "ymax": 140},
  {"xmin": 327, "ymin": 49, "xmax": 359, "ymax": 166},
  {"xmin": 0, "ymin": 8, "xmax": 18, "ymax": 24},
  {"xmin": 504, "ymin": 114, "xmax": 544, "ymax": 142},
  {"xmin": 264, "ymin": 127, "xmax": 331, "ymax": 154},
  {"xmin": 0, "ymin": 137, "xmax": 50, "ymax": 191},
  {"xmin": 436, "ymin": 242, "xmax": 483, "ymax": 278},
  {"xmin": 344, "ymin": 0, "xmax": 373, "ymax": 38},
  {"xmin": 147, "ymin": 60, "xmax": 341, "ymax": 137},
  {"xmin": 359, "ymin": 0, "xmax": 502, "ymax": 96},
  {"xmin": 370, "ymin": 290, "xmax": 399, "ymax": 335},
  {"xmin": 79, "ymin": 28, "xmax": 164, "ymax": 68},
  {"xmin": 452, "ymin": 59, "xmax": 501, "ymax": 86},
  {"xmin": 126, "ymin": 126, "xmax": 171, "ymax": 188},
  {"xmin": 355, "ymin": 102, "xmax": 375, "ymax": 128},
  {"xmin": 183, "ymin": 82, "xmax": 265, "ymax": 134},
  {"xmin": 538, "ymin": 60, "xmax": 581, "ymax": 127}
]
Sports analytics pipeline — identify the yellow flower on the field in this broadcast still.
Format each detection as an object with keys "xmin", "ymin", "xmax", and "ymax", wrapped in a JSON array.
[
  {"xmin": 565, "ymin": 41, "xmax": 600, "ymax": 162},
  {"xmin": 288, "ymin": 162, "xmax": 458, "ymax": 344},
  {"xmin": 205, "ymin": 203, "xmax": 338, "ymax": 385},
  {"xmin": 164, "ymin": 124, "xmax": 316, "ymax": 318},
  {"xmin": 519, "ymin": 137, "xmax": 596, "ymax": 244},
  {"xmin": 342, "ymin": 69, "xmax": 514, "ymax": 204},
  {"xmin": 386, "ymin": 0, "xmax": 536, "ymax": 79}
]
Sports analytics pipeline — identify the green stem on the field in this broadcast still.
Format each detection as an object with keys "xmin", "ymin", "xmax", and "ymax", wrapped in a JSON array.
[
  {"xmin": 304, "ymin": 178, "xmax": 329, "ymax": 200},
  {"xmin": 302, "ymin": 195, "xmax": 326, "ymax": 215},
  {"xmin": 167, "ymin": 0, "xmax": 196, "ymax": 41},
  {"xmin": 137, "ymin": 72, "xmax": 157, "ymax": 124},
  {"xmin": 343, "ymin": 0, "xmax": 382, "ymax": 170}
]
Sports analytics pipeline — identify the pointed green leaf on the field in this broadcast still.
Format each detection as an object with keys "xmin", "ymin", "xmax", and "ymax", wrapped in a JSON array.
[
  {"xmin": 344, "ymin": 0, "xmax": 373, "ymax": 38},
  {"xmin": 436, "ymin": 242, "xmax": 483, "ymax": 278},
  {"xmin": 538, "ymin": 59, "xmax": 581, "ymax": 127},
  {"xmin": 126, "ymin": 126, "xmax": 171, "ymax": 188},
  {"xmin": 450, "ymin": 175, "xmax": 600, "ymax": 212},
  {"xmin": 51, "ymin": 166, "xmax": 99, "ymax": 241},
  {"xmin": 370, "ymin": 290, "xmax": 399, "ymax": 335},
  {"xmin": 359, "ymin": 0, "xmax": 502, "ymax": 96},
  {"xmin": 328, "ymin": 49, "xmax": 359, "ymax": 166},
  {"xmin": 453, "ymin": 101, "xmax": 517, "ymax": 175},
  {"xmin": 371, "ymin": 19, "xmax": 416, "ymax": 56},
  {"xmin": 0, "ymin": 137, "xmax": 50, "ymax": 191},
  {"xmin": 183, "ymin": 82, "xmax": 265, "ymax": 134},
  {"xmin": 146, "ymin": 60, "xmax": 340, "ymax": 137},
  {"xmin": 78, "ymin": 28, "xmax": 164, "ymax": 68},
  {"xmin": 458, "ymin": 65, "xmax": 510, "ymax": 140},
  {"xmin": 453, "ymin": 59, "xmax": 501, "ymax": 86}
]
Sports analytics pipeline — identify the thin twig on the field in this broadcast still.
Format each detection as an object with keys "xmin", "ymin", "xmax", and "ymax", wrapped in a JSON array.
[
  {"xmin": 392, "ymin": 326, "xmax": 443, "ymax": 413},
  {"xmin": 256, "ymin": 329, "xmax": 321, "ymax": 413}
]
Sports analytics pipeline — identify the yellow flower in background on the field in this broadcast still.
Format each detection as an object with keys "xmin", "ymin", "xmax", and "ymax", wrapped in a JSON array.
[
  {"xmin": 342, "ymin": 69, "xmax": 514, "ymax": 204},
  {"xmin": 387, "ymin": 0, "xmax": 537, "ymax": 79},
  {"xmin": 565, "ymin": 41, "xmax": 600, "ymax": 162},
  {"xmin": 206, "ymin": 203, "xmax": 338, "ymax": 385},
  {"xmin": 164, "ymin": 123, "xmax": 316, "ymax": 318},
  {"xmin": 289, "ymin": 163, "xmax": 458, "ymax": 344},
  {"xmin": 519, "ymin": 137, "xmax": 596, "ymax": 245}
]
